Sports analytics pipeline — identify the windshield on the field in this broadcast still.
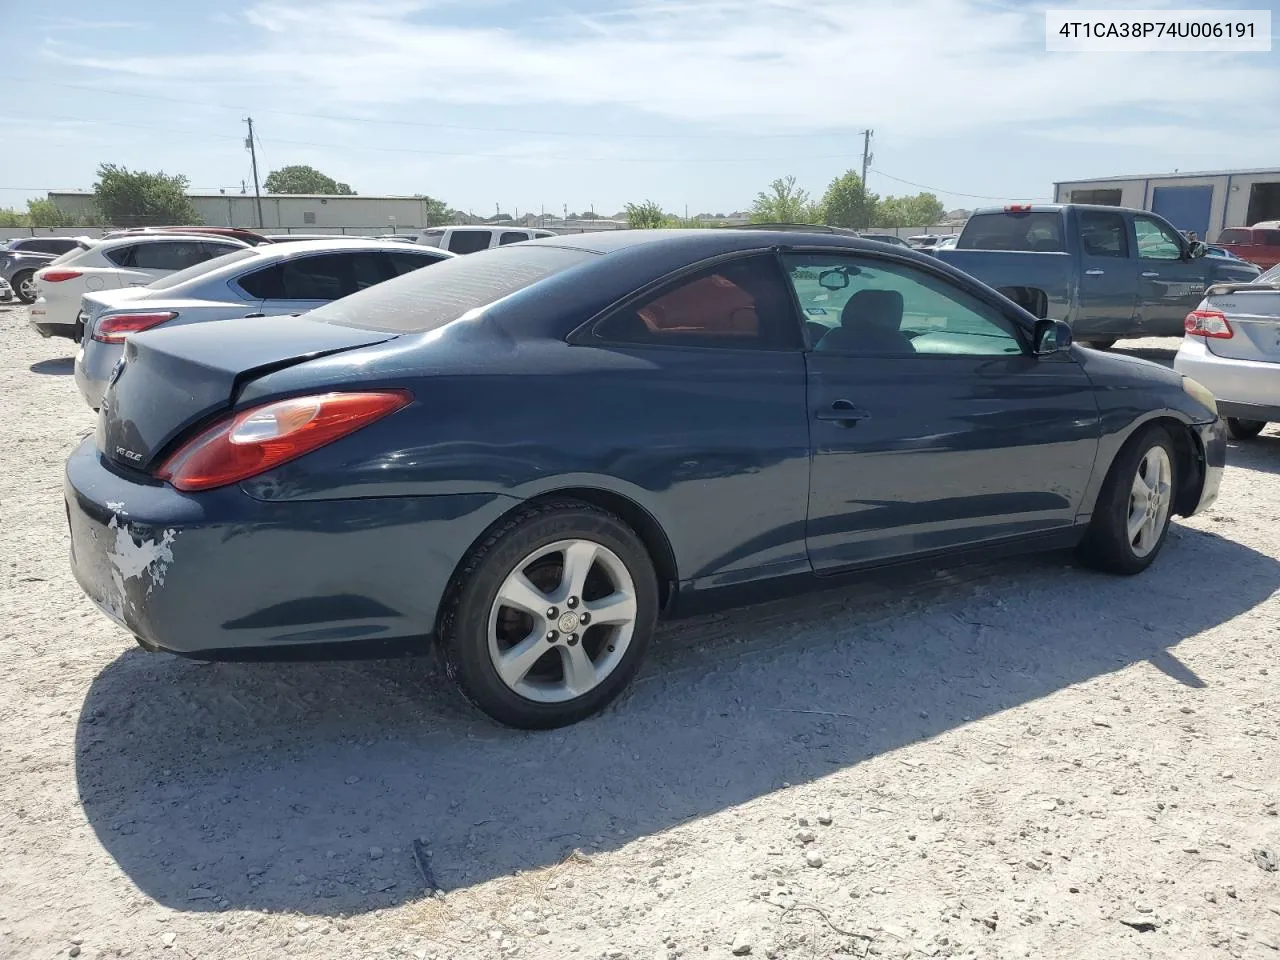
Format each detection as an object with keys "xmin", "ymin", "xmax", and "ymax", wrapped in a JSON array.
[
  {"xmin": 958, "ymin": 212, "xmax": 1066, "ymax": 252},
  {"xmin": 311, "ymin": 245, "xmax": 594, "ymax": 333},
  {"xmin": 144, "ymin": 247, "xmax": 263, "ymax": 291}
]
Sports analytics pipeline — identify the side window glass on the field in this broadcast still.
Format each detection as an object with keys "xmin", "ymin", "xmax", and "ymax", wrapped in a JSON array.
[
  {"xmin": 274, "ymin": 254, "xmax": 351, "ymax": 300},
  {"xmin": 385, "ymin": 251, "xmax": 441, "ymax": 276},
  {"xmin": 447, "ymin": 231, "xmax": 492, "ymax": 254},
  {"xmin": 781, "ymin": 254, "xmax": 1023, "ymax": 357},
  {"xmin": 1134, "ymin": 217, "xmax": 1183, "ymax": 260},
  {"xmin": 592, "ymin": 254, "xmax": 799, "ymax": 350},
  {"xmin": 238, "ymin": 263, "xmax": 285, "ymax": 299},
  {"xmin": 349, "ymin": 253, "xmax": 389, "ymax": 293},
  {"xmin": 498, "ymin": 231, "xmax": 528, "ymax": 246},
  {"xmin": 1079, "ymin": 211, "xmax": 1129, "ymax": 258},
  {"xmin": 131, "ymin": 241, "xmax": 204, "ymax": 270},
  {"xmin": 105, "ymin": 244, "xmax": 138, "ymax": 268}
]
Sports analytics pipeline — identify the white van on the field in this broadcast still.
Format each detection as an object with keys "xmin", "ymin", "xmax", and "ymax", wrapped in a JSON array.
[{"xmin": 418, "ymin": 225, "xmax": 556, "ymax": 255}]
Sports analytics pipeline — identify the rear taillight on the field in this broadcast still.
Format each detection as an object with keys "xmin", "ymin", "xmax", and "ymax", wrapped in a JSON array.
[
  {"xmin": 1185, "ymin": 309, "xmax": 1233, "ymax": 339},
  {"xmin": 155, "ymin": 391, "xmax": 412, "ymax": 492},
  {"xmin": 92, "ymin": 311, "xmax": 178, "ymax": 344},
  {"xmin": 39, "ymin": 270, "xmax": 82, "ymax": 282}
]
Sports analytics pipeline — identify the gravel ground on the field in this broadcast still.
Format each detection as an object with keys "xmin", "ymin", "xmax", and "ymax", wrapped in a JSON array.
[{"xmin": 1, "ymin": 301, "xmax": 1278, "ymax": 960}]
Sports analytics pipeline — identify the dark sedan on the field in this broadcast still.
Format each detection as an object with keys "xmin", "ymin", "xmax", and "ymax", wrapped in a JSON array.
[{"xmin": 66, "ymin": 230, "xmax": 1226, "ymax": 728}]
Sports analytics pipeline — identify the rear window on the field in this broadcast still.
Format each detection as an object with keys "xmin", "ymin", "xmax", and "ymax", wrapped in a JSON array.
[
  {"xmin": 310, "ymin": 246, "xmax": 595, "ymax": 334},
  {"xmin": 1218, "ymin": 228, "xmax": 1250, "ymax": 244},
  {"xmin": 447, "ymin": 230, "xmax": 493, "ymax": 255},
  {"xmin": 1261, "ymin": 230, "xmax": 1280, "ymax": 246},
  {"xmin": 145, "ymin": 247, "xmax": 262, "ymax": 291},
  {"xmin": 957, "ymin": 212, "xmax": 1065, "ymax": 252}
]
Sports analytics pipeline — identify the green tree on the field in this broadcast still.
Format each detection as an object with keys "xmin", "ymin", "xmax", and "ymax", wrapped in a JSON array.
[
  {"xmin": 625, "ymin": 200, "xmax": 671, "ymax": 229},
  {"xmin": 0, "ymin": 208, "xmax": 27, "ymax": 227},
  {"xmin": 417, "ymin": 195, "xmax": 451, "ymax": 227},
  {"xmin": 821, "ymin": 170, "xmax": 879, "ymax": 230},
  {"xmin": 92, "ymin": 164, "xmax": 201, "ymax": 226},
  {"xmin": 873, "ymin": 192, "xmax": 945, "ymax": 228},
  {"xmin": 750, "ymin": 176, "xmax": 823, "ymax": 224},
  {"xmin": 263, "ymin": 164, "xmax": 355, "ymax": 195},
  {"xmin": 26, "ymin": 198, "xmax": 73, "ymax": 228}
]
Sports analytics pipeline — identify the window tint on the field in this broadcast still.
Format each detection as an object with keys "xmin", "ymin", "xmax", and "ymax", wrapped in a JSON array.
[
  {"xmin": 385, "ymin": 251, "xmax": 442, "ymax": 276},
  {"xmin": 957, "ymin": 212, "xmax": 1065, "ymax": 252},
  {"xmin": 311, "ymin": 246, "xmax": 594, "ymax": 333},
  {"xmin": 116, "ymin": 240, "xmax": 220, "ymax": 271},
  {"xmin": 1217, "ymin": 228, "xmax": 1250, "ymax": 244},
  {"xmin": 533, "ymin": 231, "xmax": 555, "ymax": 238},
  {"xmin": 420, "ymin": 229, "xmax": 446, "ymax": 247},
  {"xmin": 146, "ymin": 248, "xmax": 263, "ymax": 291},
  {"xmin": 499, "ymin": 231, "xmax": 530, "ymax": 246},
  {"xmin": 21, "ymin": 238, "xmax": 77, "ymax": 255},
  {"xmin": 447, "ymin": 231, "xmax": 493, "ymax": 254},
  {"xmin": 592, "ymin": 255, "xmax": 799, "ymax": 350},
  {"xmin": 1069, "ymin": 189, "xmax": 1123, "ymax": 206},
  {"xmin": 1261, "ymin": 230, "xmax": 1280, "ymax": 246},
  {"xmin": 239, "ymin": 252, "xmax": 385, "ymax": 301},
  {"xmin": 1079, "ymin": 210, "xmax": 1129, "ymax": 258},
  {"xmin": 782, "ymin": 254, "xmax": 1023, "ymax": 357},
  {"xmin": 104, "ymin": 244, "xmax": 138, "ymax": 267},
  {"xmin": 1133, "ymin": 216, "xmax": 1183, "ymax": 260}
]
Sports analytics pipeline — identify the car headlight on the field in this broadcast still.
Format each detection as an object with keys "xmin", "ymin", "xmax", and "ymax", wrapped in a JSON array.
[{"xmin": 1182, "ymin": 376, "xmax": 1218, "ymax": 416}]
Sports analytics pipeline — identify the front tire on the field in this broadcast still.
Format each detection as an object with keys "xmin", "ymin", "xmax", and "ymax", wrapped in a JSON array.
[
  {"xmin": 437, "ymin": 501, "xmax": 658, "ymax": 729},
  {"xmin": 1226, "ymin": 417, "xmax": 1266, "ymax": 440},
  {"xmin": 1077, "ymin": 426, "xmax": 1177, "ymax": 575},
  {"xmin": 12, "ymin": 270, "xmax": 36, "ymax": 305}
]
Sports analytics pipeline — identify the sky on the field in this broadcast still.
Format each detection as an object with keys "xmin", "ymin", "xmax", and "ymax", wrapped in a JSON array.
[{"xmin": 3, "ymin": 0, "xmax": 1279, "ymax": 217}]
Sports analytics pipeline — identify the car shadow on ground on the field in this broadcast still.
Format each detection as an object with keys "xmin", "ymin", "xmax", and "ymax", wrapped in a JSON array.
[
  {"xmin": 75, "ymin": 526, "xmax": 1278, "ymax": 917},
  {"xmin": 29, "ymin": 357, "xmax": 74, "ymax": 375}
]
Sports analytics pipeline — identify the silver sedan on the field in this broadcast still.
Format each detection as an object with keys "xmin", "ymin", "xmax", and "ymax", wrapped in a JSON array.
[
  {"xmin": 1173, "ymin": 262, "xmax": 1280, "ymax": 439},
  {"xmin": 74, "ymin": 239, "xmax": 454, "ymax": 409}
]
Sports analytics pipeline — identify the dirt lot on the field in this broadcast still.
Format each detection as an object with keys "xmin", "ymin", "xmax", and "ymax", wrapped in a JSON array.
[{"xmin": 1, "ymin": 301, "xmax": 1278, "ymax": 960}]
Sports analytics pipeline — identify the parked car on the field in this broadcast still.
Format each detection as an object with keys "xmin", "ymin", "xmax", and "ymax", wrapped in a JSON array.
[
  {"xmin": 1205, "ymin": 245, "xmax": 1248, "ymax": 261},
  {"xmin": 932, "ymin": 234, "xmax": 960, "ymax": 253},
  {"xmin": 419, "ymin": 225, "xmax": 556, "ymax": 254},
  {"xmin": 65, "ymin": 229, "xmax": 1224, "ymax": 729},
  {"xmin": 261, "ymin": 234, "xmax": 358, "ymax": 243},
  {"xmin": 29, "ymin": 234, "xmax": 251, "ymax": 341},
  {"xmin": 906, "ymin": 234, "xmax": 941, "ymax": 250},
  {"xmin": 74, "ymin": 239, "xmax": 454, "ymax": 409},
  {"xmin": 860, "ymin": 234, "xmax": 911, "ymax": 247},
  {"xmin": 1214, "ymin": 225, "xmax": 1280, "ymax": 270},
  {"xmin": 934, "ymin": 204, "xmax": 1262, "ymax": 348},
  {"xmin": 1173, "ymin": 262, "xmax": 1280, "ymax": 439},
  {"xmin": 0, "ymin": 276, "xmax": 14, "ymax": 303},
  {"xmin": 1, "ymin": 236, "xmax": 87, "ymax": 304}
]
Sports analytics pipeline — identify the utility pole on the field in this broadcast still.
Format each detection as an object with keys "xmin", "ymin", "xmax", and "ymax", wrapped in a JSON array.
[
  {"xmin": 244, "ymin": 117, "xmax": 264, "ymax": 229},
  {"xmin": 860, "ymin": 129, "xmax": 874, "ymax": 230}
]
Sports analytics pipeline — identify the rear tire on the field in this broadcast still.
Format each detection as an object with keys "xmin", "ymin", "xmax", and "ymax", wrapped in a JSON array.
[
  {"xmin": 1082, "ymin": 339, "xmax": 1116, "ymax": 350},
  {"xmin": 437, "ymin": 501, "xmax": 658, "ymax": 729},
  {"xmin": 12, "ymin": 270, "xmax": 36, "ymax": 305},
  {"xmin": 1226, "ymin": 417, "xmax": 1266, "ymax": 440},
  {"xmin": 1077, "ymin": 425, "xmax": 1178, "ymax": 575}
]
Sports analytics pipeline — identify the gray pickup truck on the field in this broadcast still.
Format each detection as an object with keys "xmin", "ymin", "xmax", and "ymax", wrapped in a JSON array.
[{"xmin": 935, "ymin": 203, "xmax": 1262, "ymax": 348}]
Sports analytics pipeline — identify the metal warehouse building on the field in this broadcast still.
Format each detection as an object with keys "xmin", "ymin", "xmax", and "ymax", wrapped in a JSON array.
[
  {"xmin": 48, "ymin": 191, "xmax": 435, "ymax": 231},
  {"xmin": 1053, "ymin": 168, "xmax": 1280, "ymax": 242}
]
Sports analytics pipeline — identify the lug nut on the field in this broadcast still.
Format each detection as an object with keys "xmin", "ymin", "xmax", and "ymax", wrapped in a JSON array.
[
  {"xmin": 567, "ymin": 596, "xmax": 579, "ymax": 609},
  {"xmin": 546, "ymin": 631, "xmax": 557, "ymax": 643},
  {"xmin": 567, "ymin": 634, "xmax": 579, "ymax": 646},
  {"xmin": 579, "ymin": 613, "xmax": 591, "ymax": 626},
  {"xmin": 546, "ymin": 606, "xmax": 558, "ymax": 618}
]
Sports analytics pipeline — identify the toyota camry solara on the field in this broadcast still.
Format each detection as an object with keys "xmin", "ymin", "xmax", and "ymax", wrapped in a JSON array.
[{"xmin": 66, "ymin": 229, "xmax": 1226, "ymax": 728}]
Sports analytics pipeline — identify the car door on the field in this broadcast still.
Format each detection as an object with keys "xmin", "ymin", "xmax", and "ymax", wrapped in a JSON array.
[
  {"xmin": 1131, "ymin": 213, "xmax": 1208, "ymax": 336},
  {"xmin": 236, "ymin": 251, "xmax": 392, "ymax": 316},
  {"xmin": 782, "ymin": 250, "xmax": 1100, "ymax": 572},
  {"xmin": 1075, "ymin": 208, "xmax": 1139, "ymax": 341},
  {"xmin": 575, "ymin": 253, "xmax": 812, "ymax": 590}
]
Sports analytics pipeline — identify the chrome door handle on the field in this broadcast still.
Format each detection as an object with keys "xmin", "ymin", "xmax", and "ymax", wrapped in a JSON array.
[
  {"xmin": 815, "ymin": 400, "xmax": 871, "ymax": 426},
  {"xmin": 1141, "ymin": 271, "xmax": 1160, "ymax": 278},
  {"xmin": 1084, "ymin": 269, "xmax": 1105, "ymax": 276}
]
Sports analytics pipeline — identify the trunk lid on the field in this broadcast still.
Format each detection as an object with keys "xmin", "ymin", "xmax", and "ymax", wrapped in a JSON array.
[
  {"xmin": 98, "ymin": 315, "xmax": 396, "ymax": 471},
  {"xmin": 81, "ymin": 287, "xmax": 152, "ymax": 336},
  {"xmin": 1204, "ymin": 283, "xmax": 1280, "ymax": 362}
]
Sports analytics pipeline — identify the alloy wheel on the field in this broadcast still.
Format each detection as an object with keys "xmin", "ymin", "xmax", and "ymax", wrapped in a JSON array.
[{"xmin": 1127, "ymin": 445, "xmax": 1172, "ymax": 558}]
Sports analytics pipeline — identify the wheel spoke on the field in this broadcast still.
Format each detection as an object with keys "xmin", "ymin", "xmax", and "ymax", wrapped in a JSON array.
[
  {"xmin": 495, "ymin": 632, "xmax": 549, "ymax": 687},
  {"xmin": 497, "ymin": 572, "xmax": 552, "ymax": 618},
  {"xmin": 584, "ymin": 590, "xmax": 636, "ymax": 626},
  {"xmin": 1131, "ymin": 470, "xmax": 1152, "ymax": 505},
  {"xmin": 560, "ymin": 540, "xmax": 599, "ymax": 600},
  {"xmin": 1127, "ymin": 506, "xmax": 1147, "ymax": 544},
  {"xmin": 559, "ymin": 642, "xmax": 598, "ymax": 696}
]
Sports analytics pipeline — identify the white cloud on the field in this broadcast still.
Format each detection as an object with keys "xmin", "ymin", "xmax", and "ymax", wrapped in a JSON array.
[{"xmin": 46, "ymin": 0, "xmax": 1277, "ymax": 141}]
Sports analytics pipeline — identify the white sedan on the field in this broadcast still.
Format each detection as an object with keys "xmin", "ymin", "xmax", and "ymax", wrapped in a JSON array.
[
  {"xmin": 1173, "ymin": 262, "xmax": 1280, "ymax": 439},
  {"xmin": 28, "ymin": 233, "xmax": 249, "ymax": 341}
]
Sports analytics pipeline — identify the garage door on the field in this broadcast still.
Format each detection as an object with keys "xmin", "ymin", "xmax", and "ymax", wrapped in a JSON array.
[{"xmin": 1150, "ymin": 185, "xmax": 1213, "ymax": 239}]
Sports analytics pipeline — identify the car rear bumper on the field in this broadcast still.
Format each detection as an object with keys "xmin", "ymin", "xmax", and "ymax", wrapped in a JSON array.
[
  {"xmin": 1174, "ymin": 338, "xmax": 1280, "ymax": 410},
  {"xmin": 28, "ymin": 312, "xmax": 80, "ymax": 339},
  {"xmin": 65, "ymin": 437, "xmax": 517, "ymax": 659}
]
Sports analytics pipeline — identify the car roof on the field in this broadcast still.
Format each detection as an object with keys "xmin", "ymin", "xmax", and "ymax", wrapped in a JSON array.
[
  {"xmin": 91, "ymin": 233, "xmax": 251, "ymax": 250},
  {"xmin": 435, "ymin": 225, "xmax": 532, "ymax": 233},
  {"xmin": 257, "ymin": 237, "xmax": 457, "ymax": 256},
  {"xmin": 525, "ymin": 227, "xmax": 887, "ymax": 257}
]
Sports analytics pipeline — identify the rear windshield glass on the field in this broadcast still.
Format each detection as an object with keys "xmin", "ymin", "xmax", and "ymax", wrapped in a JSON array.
[
  {"xmin": 310, "ymin": 246, "xmax": 596, "ymax": 333},
  {"xmin": 145, "ymin": 247, "xmax": 263, "ymax": 291},
  {"xmin": 1261, "ymin": 230, "xmax": 1280, "ymax": 246},
  {"xmin": 957, "ymin": 212, "xmax": 1066, "ymax": 252}
]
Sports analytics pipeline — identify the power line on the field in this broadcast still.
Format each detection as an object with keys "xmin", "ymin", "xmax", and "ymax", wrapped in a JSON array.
[
  {"xmin": 870, "ymin": 168, "xmax": 1051, "ymax": 201},
  {"xmin": 9, "ymin": 77, "xmax": 855, "ymax": 141}
]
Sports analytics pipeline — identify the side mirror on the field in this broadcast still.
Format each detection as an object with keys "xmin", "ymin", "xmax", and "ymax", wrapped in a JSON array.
[
  {"xmin": 818, "ymin": 269, "xmax": 850, "ymax": 291},
  {"xmin": 1188, "ymin": 240, "xmax": 1208, "ymax": 259},
  {"xmin": 1034, "ymin": 318, "xmax": 1072, "ymax": 355}
]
